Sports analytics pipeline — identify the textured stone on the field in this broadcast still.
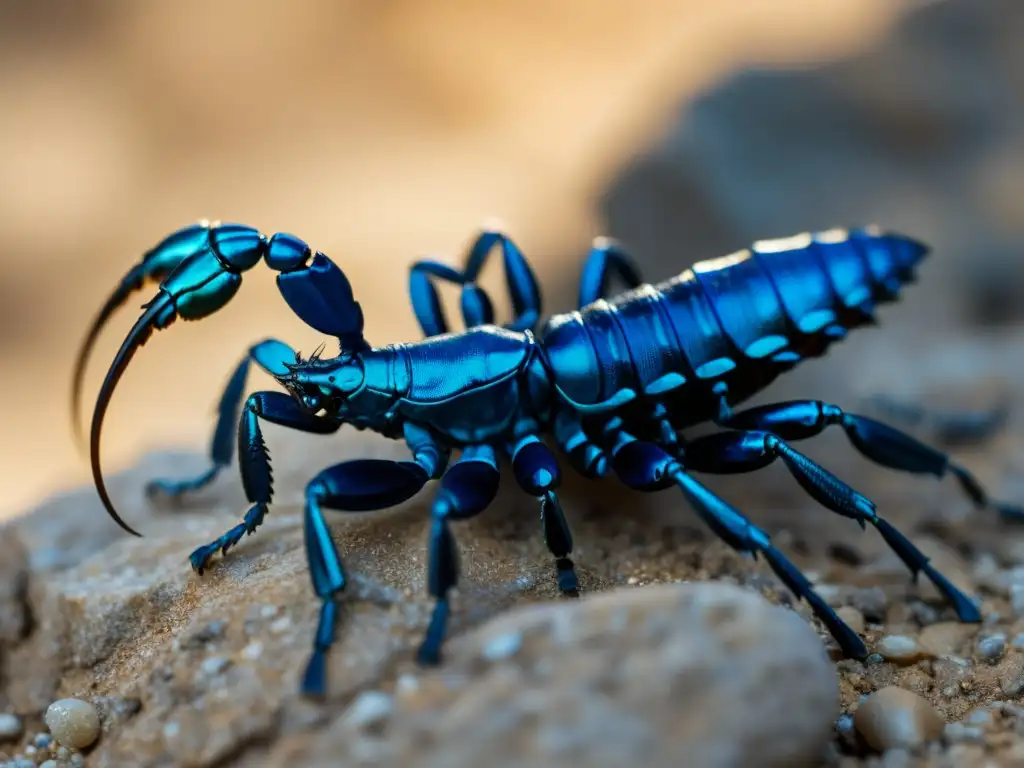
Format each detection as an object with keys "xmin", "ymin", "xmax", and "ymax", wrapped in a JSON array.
[
  {"xmin": 854, "ymin": 687, "xmax": 945, "ymax": 752},
  {"xmin": 285, "ymin": 582, "xmax": 840, "ymax": 767},
  {"xmin": 44, "ymin": 698, "xmax": 100, "ymax": 749}
]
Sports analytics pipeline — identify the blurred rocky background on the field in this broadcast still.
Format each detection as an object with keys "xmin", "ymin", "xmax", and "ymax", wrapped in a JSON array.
[{"xmin": 5, "ymin": 0, "xmax": 1024, "ymax": 766}]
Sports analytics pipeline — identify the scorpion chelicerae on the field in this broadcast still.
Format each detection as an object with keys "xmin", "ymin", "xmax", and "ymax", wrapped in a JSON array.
[{"xmin": 72, "ymin": 221, "xmax": 1021, "ymax": 695}]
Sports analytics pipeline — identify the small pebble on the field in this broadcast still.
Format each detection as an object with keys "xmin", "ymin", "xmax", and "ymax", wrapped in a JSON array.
[
  {"xmin": 919, "ymin": 622, "xmax": 973, "ymax": 656},
  {"xmin": 33, "ymin": 733, "xmax": 52, "ymax": 749},
  {"xmin": 44, "ymin": 698, "xmax": 101, "ymax": 749},
  {"xmin": 1000, "ymin": 668, "xmax": 1024, "ymax": 696},
  {"xmin": 395, "ymin": 674, "xmax": 420, "ymax": 700},
  {"xmin": 835, "ymin": 712, "xmax": 859, "ymax": 751},
  {"xmin": 340, "ymin": 691, "xmax": 395, "ymax": 732},
  {"xmin": 975, "ymin": 633, "xmax": 1006, "ymax": 663},
  {"xmin": 241, "ymin": 642, "xmax": 263, "ymax": 660},
  {"xmin": 944, "ymin": 722, "xmax": 986, "ymax": 744},
  {"xmin": 854, "ymin": 686, "xmax": 945, "ymax": 751},
  {"xmin": 908, "ymin": 601, "xmax": 940, "ymax": 627},
  {"xmin": 482, "ymin": 631, "xmax": 523, "ymax": 661},
  {"xmin": 39, "ymin": 760, "xmax": 57, "ymax": 768},
  {"xmin": 1010, "ymin": 584, "xmax": 1024, "ymax": 618},
  {"xmin": 71, "ymin": 754, "xmax": 85, "ymax": 767},
  {"xmin": 876, "ymin": 635, "xmax": 927, "ymax": 664},
  {"xmin": 200, "ymin": 656, "xmax": 231, "ymax": 678},
  {"xmin": 964, "ymin": 708, "xmax": 992, "ymax": 726},
  {"xmin": 0, "ymin": 714, "xmax": 22, "ymax": 742},
  {"xmin": 836, "ymin": 606, "xmax": 866, "ymax": 635}
]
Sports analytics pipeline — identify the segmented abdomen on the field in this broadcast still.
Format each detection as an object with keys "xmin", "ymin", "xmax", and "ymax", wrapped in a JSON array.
[{"xmin": 540, "ymin": 227, "xmax": 927, "ymax": 423}]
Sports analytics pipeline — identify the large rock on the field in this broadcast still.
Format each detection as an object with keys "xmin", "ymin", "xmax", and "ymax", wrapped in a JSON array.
[{"xmin": 283, "ymin": 581, "xmax": 841, "ymax": 768}]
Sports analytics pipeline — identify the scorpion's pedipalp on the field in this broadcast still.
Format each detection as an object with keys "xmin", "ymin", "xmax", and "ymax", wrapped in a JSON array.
[
  {"xmin": 70, "ymin": 264, "xmax": 153, "ymax": 451},
  {"xmin": 90, "ymin": 292, "xmax": 176, "ymax": 537},
  {"xmin": 72, "ymin": 223, "xmax": 217, "ymax": 451}
]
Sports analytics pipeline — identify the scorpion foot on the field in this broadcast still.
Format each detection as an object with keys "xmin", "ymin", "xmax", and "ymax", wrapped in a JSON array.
[
  {"xmin": 146, "ymin": 466, "xmax": 222, "ymax": 503},
  {"xmin": 189, "ymin": 503, "xmax": 268, "ymax": 575}
]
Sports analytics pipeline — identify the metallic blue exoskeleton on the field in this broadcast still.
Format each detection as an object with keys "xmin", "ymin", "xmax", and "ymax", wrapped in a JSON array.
[{"xmin": 72, "ymin": 221, "xmax": 1021, "ymax": 696}]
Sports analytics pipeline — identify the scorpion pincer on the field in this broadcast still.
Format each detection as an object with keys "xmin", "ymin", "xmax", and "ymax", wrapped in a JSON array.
[{"xmin": 72, "ymin": 221, "xmax": 1022, "ymax": 696}]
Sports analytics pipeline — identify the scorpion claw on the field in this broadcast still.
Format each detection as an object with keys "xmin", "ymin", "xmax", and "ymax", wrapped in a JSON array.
[
  {"xmin": 90, "ymin": 292, "xmax": 178, "ymax": 538},
  {"xmin": 71, "ymin": 267, "xmax": 148, "ymax": 452},
  {"xmin": 71, "ymin": 223, "xmax": 218, "ymax": 451}
]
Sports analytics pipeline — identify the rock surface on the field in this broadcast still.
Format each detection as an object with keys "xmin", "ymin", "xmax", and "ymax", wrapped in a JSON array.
[
  {"xmin": 0, "ymin": 431, "xmax": 847, "ymax": 767},
  {"xmin": 854, "ymin": 687, "xmax": 945, "ymax": 752},
  {"xmin": 280, "ymin": 582, "xmax": 840, "ymax": 767}
]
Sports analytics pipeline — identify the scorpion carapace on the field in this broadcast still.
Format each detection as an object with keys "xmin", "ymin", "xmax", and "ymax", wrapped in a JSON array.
[{"xmin": 73, "ymin": 221, "xmax": 1021, "ymax": 696}]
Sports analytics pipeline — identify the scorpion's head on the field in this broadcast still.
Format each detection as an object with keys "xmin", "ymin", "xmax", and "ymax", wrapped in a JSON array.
[{"xmin": 276, "ymin": 345, "xmax": 365, "ymax": 417}]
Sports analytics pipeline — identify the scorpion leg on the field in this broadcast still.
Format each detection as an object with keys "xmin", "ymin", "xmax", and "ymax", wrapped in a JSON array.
[
  {"xmin": 553, "ymin": 411, "xmax": 609, "ymax": 479},
  {"xmin": 577, "ymin": 237, "xmax": 644, "ymax": 307},
  {"xmin": 418, "ymin": 444, "xmax": 501, "ymax": 665},
  {"xmin": 188, "ymin": 391, "xmax": 341, "ymax": 575},
  {"xmin": 409, "ymin": 229, "xmax": 543, "ymax": 336},
  {"xmin": 717, "ymin": 399, "xmax": 1024, "ymax": 523},
  {"xmin": 510, "ymin": 435, "xmax": 579, "ymax": 595},
  {"xmin": 146, "ymin": 338, "xmax": 297, "ymax": 500},
  {"xmin": 683, "ymin": 431, "xmax": 981, "ymax": 622},
  {"xmin": 299, "ymin": 455, "xmax": 434, "ymax": 696},
  {"xmin": 860, "ymin": 393, "xmax": 1010, "ymax": 448},
  {"xmin": 605, "ymin": 431, "xmax": 866, "ymax": 659}
]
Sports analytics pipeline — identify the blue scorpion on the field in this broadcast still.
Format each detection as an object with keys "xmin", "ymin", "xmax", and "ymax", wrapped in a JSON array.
[{"xmin": 72, "ymin": 221, "xmax": 1021, "ymax": 696}]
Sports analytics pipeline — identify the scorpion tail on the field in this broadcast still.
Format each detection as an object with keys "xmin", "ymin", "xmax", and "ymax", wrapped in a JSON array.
[
  {"xmin": 71, "ymin": 264, "xmax": 151, "ymax": 451},
  {"xmin": 90, "ymin": 291, "xmax": 177, "ymax": 538}
]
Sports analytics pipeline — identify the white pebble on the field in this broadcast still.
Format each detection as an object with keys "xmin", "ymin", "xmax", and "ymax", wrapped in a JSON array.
[
  {"xmin": 39, "ymin": 761, "xmax": 57, "ymax": 768},
  {"xmin": 200, "ymin": 656, "xmax": 231, "ymax": 678},
  {"xmin": 976, "ymin": 633, "xmax": 1007, "ymax": 663},
  {"xmin": 482, "ymin": 631, "xmax": 523, "ymax": 661},
  {"xmin": 44, "ymin": 698, "xmax": 101, "ymax": 749},
  {"xmin": 0, "ymin": 713, "xmax": 22, "ymax": 741},
  {"xmin": 944, "ymin": 722, "xmax": 986, "ymax": 744},
  {"xmin": 241, "ymin": 641, "xmax": 263, "ymax": 660},
  {"xmin": 269, "ymin": 616, "xmax": 292, "ymax": 634},
  {"xmin": 340, "ymin": 691, "xmax": 395, "ymax": 731},
  {"xmin": 1010, "ymin": 584, "xmax": 1024, "ymax": 617},
  {"xmin": 395, "ymin": 674, "xmax": 420, "ymax": 699},
  {"xmin": 876, "ymin": 635, "xmax": 926, "ymax": 664}
]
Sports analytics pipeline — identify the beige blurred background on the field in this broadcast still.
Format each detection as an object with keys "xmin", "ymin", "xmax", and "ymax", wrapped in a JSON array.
[{"xmin": 0, "ymin": 0, "xmax": 985, "ymax": 520}]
